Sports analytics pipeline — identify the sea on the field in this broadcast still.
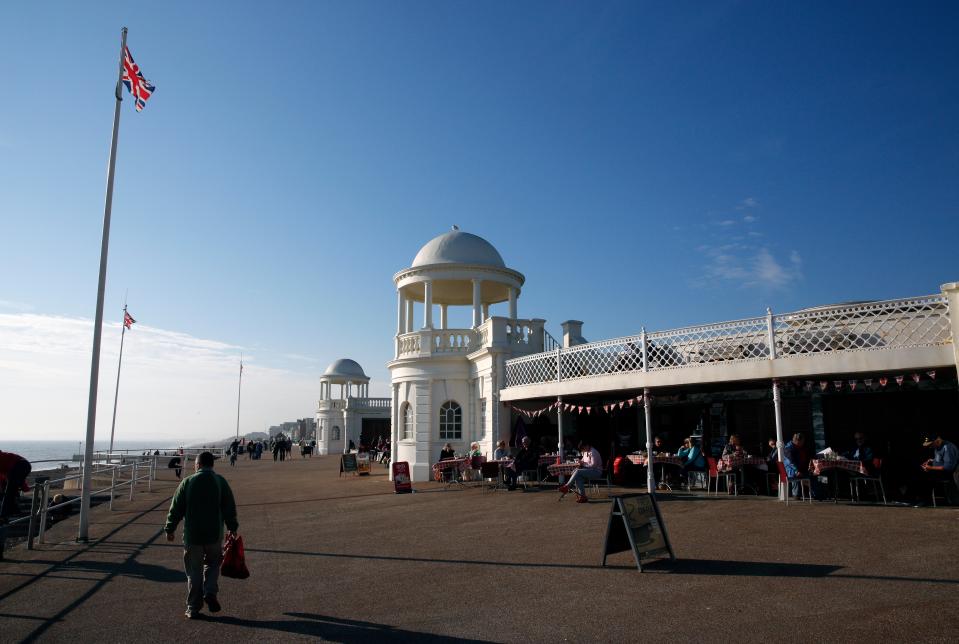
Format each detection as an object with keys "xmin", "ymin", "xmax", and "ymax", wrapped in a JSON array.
[{"xmin": 1, "ymin": 440, "xmax": 196, "ymax": 472}]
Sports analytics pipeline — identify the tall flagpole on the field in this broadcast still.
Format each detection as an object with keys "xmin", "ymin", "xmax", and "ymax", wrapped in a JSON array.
[
  {"xmin": 79, "ymin": 27, "xmax": 127, "ymax": 542},
  {"xmin": 108, "ymin": 301, "xmax": 129, "ymax": 455},
  {"xmin": 236, "ymin": 355, "xmax": 243, "ymax": 440}
]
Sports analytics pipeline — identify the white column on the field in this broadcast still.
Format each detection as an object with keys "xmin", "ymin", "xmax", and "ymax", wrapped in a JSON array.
[
  {"xmin": 556, "ymin": 396, "xmax": 564, "ymax": 461},
  {"xmin": 508, "ymin": 287, "xmax": 517, "ymax": 320},
  {"xmin": 772, "ymin": 379, "xmax": 785, "ymax": 501},
  {"xmin": 440, "ymin": 304, "xmax": 448, "ymax": 329},
  {"xmin": 406, "ymin": 299, "xmax": 414, "ymax": 333},
  {"xmin": 472, "ymin": 279, "xmax": 482, "ymax": 328},
  {"xmin": 644, "ymin": 389, "xmax": 655, "ymax": 493},
  {"xmin": 423, "ymin": 281, "xmax": 433, "ymax": 328},
  {"xmin": 397, "ymin": 291, "xmax": 406, "ymax": 335},
  {"xmin": 482, "ymin": 303, "xmax": 489, "ymax": 321},
  {"xmin": 389, "ymin": 383, "xmax": 399, "ymax": 480}
]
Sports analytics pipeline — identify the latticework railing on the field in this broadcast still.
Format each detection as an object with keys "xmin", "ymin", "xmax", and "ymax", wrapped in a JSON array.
[{"xmin": 503, "ymin": 294, "xmax": 951, "ymax": 388}]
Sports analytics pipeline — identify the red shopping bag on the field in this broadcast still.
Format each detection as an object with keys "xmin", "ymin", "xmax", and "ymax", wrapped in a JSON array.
[{"xmin": 220, "ymin": 532, "xmax": 250, "ymax": 579}]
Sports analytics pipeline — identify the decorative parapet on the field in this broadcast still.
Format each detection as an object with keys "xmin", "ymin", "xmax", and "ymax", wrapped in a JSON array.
[
  {"xmin": 348, "ymin": 397, "xmax": 392, "ymax": 410},
  {"xmin": 394, "ymin": 318, "xmax": 553, "ymax": 360},
  {"xmin": 504, "ymin": 293, "xmax": 952, "ymax": 388}
]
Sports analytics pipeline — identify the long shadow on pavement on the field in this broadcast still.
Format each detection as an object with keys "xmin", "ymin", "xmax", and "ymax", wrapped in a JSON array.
[{"xmin": 215, "ymin": 612, "xmax": 496, "ymax": 642}]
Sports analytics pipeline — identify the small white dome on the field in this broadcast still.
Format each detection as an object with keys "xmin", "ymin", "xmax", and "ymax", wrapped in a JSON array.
[
  {"xmin": 411, "ymin": 230, "xmax": 506, "ymax": 268},
  {"xmin": 323, "ymin": 359, "xmax": 367, "ymax": 379}
]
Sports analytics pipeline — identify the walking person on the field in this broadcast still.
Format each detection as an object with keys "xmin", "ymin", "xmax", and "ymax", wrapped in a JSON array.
[{"xmin": 164, "ymin": 451, "xmax": 239, "ymax": 619}]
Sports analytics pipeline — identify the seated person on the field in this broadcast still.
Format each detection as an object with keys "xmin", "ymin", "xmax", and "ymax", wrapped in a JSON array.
[
  {"xmin": 722, "ymin": 434, "xmax": 744, "ymax": 458},
  {"xmin": 493, "ymin": 440, "xmax": 510, "ymax": 460},
  {"xmin": 558, "ymin": 441, "xmax": 603, "ymax": 503},
  {"xmin": 677, "ymin": 438, "xmax": 706, "ymax": 472},
  {"xmin": 439, "ymin": 443, "xmax": 455, "ymax": 461},
  {"xmin": 465, "ymin": 442, "xmax": 483, "ymax": 481},
  {"xmin": 504, "ymin": 436, "xmax": 539, "ymax": 490},
  {"xmin": 781, "ymin": 433, "xmax": 812, "ymax": 497},
  {"xmin": 652, "ymin": 436, "xmax": 666, "ymax": 454},
  {"xmin": 843, "ymin": 431, "xmax": 877, "ymax": 475},
  {"xmin": 766, "ymin": 438, "xmax": 779, "ymax": 464},
  {"xmin": 0, "ymin": 450, "xmax": 32, "ymax": 518},
  {"xmin": 919, "ymin": 432, "xmax": 958, "ymax": 503}
]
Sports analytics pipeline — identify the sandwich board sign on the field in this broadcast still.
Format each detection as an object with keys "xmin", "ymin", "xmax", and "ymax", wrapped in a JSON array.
[
  {"xmin": 392, "ymin": 461, "xmax": 413, "ymax": 494},
  {"xmin": 339, "ymin": 453, "xmax": 358, "ymax": 476},
  {"xmin": 601, "ymin": 493, "xmax": 675, "ymax": 571}
]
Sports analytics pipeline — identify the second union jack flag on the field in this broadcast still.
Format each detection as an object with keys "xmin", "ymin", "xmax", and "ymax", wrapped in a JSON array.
[{"xmin": 122, "ymin": 46, "xmax": 155, "ymax": 112}]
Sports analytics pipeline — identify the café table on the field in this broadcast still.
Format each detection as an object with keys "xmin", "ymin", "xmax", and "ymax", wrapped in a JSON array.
[
  {"xmin": 431, "ymin": 457, "xmax": 472, "ymax": 485},
  {"xmin": 720, "ymin": 454, "xmax": 768, "ymax": 494},
  {"xmin": 808, "ymin": 458, "xmax": 868, "ymax": 502},
  {"xmin": 547, "ymin": 462, "xmax": 581, "ymax": 478},
  {"xmin": 627, "ymin": 453, "xmax": 684, "ymax": 490}
]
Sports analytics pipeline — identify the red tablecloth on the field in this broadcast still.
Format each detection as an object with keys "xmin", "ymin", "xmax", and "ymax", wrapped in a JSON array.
[
  {"xmin": 627, "ymin": 454, "xmax": 685, "ymax": 468},
  {"xmin": 431, "ymin": 457, "xmax": 472, "ymax": 481},
  {"xmin": 547, "ymin": 462, "xmax": 581, "ymax": 477},
  {"xmin": 720, "ymin": 454, "xmax": 768, "ymax": 472},
  {"xmin": 809, "ymin": 458, "xmax": 868, "ymax": 476},
  {"xmin": 538, "ymin": 454, "xmax": 560, "ymax": 467}
]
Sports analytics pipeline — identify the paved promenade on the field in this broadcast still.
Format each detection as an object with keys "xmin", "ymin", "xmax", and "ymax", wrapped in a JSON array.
[{"xmin": 1, "ymin": 454, "xmax": 958, "ymax": 642}]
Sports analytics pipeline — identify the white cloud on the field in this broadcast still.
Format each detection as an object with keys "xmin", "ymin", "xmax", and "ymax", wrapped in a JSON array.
[
  {"xmin": 697, "ymin": 247, "xmax": 802, "ymax": 290},
  {"xmin": 0, "ymin": 314, "xmax": 320, "ymax": 443},
  {"xmin": 0, "ymin": 299, "xmax": 34, "ymax": 312},
  {"xmin": 742, "ymin": 214, "xmax": 757, "ymax": 223},
  {"xmin": 736, "ymin": 197, "xmax": 759, "ymax": 210}
]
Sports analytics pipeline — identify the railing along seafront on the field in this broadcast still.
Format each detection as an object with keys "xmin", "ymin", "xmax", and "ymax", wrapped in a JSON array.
[
  {"xmin": 1, "ymin": 448, "xmax": 225, "ymax": 555},
  {"xmin": 504, "ymin": 294, "xmax": 952, "ymax": 388}
]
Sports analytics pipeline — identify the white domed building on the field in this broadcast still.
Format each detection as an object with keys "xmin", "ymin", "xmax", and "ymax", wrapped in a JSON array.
[
  {"xmin": 314, "ymin": 358, "xmax": 391, "ymax": 455},
  {"xmin": 388, "ymin": 228, "xmax": 554, "ymax": 481}
]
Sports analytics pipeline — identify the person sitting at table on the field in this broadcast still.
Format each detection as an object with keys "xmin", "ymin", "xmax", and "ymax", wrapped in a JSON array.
[
  {"xmin": 558, "ymin": 441, "xmax": 603, "ymax": 503},
  {"xmin": 504, "ymin": 436, "xmax": 540, "ymax": 491},
  {"xmin": 843, "ymin": 432, "xmax": 877, "ymax": 474},
  {"xmin": 439, "ymin": 443, "xmax": 455, "ymax": 461},
  {"xmin": 653, "ymin": 436, "xmax": 665, "ymax": 454},
  {"xmin": 493, "ymin": 440, "xmax": 510, "ymax": 460},
  {"xmin": 677, "ymin": 438, "xmax": 706, "ymax": 472},
  {"xmin": 722, "ymin": 434, "xmax": 744, "ymax": 458},
  {"xmin": 918, "ymin": 432, "xmax": 958, "ymax": 504},
  {"xmin": 781, "ymin": 433, "xmax": 812, "ymax": 497},
  {"xmin": 766, "ymin": 439, "xmax": 779, "ymax": 464}
]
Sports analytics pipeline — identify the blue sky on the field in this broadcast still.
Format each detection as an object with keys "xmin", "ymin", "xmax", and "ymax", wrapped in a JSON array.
[{"xmin": 1, "ymin": 2, "xmax": 957, "ymax": 440}]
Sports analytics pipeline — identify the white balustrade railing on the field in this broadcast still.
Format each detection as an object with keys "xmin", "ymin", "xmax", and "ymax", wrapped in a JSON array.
[
  {"xmin": 349, "ymin": 397, "xmax": 391, "ymax": 409},
  {"xmin": 504, "ymin": 294, "xmax": 952, "ymax": 388}
]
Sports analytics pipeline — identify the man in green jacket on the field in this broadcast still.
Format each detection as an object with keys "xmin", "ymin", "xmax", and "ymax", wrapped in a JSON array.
[{"xmin": 164, "ymin": 451, "xmax": 239, "ymax": 619}]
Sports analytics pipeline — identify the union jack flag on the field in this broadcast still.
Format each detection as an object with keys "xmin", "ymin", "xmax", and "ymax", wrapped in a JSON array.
[
  {"xmin": 124, "ymin": 311, "xmax": 136, "ymax": 329},
  {"xmin": 122, "ymin": 46, "xmax": 155, "ymax": 112}
]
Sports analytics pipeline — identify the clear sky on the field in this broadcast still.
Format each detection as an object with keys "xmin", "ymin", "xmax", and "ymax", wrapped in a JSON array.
[{"xmin": 2, "ymin": 2, "xmax": 957, "ymax": 442}]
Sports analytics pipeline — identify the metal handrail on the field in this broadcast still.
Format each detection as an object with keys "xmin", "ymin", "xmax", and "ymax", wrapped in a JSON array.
[{"xmin": 4, "ymin": 455, "xmax": 162, "ymax": 551}]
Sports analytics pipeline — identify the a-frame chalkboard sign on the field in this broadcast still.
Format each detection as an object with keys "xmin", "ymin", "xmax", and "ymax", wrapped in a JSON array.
[
  {"xmin": 339, "ymin": 453, "xmax": 358, "ymax": 477},
  {"xmin": 601, "ymin": 493, "xmax": 675, "ymax": 571}
]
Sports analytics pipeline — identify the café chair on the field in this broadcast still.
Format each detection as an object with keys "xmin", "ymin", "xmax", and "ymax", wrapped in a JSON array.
[
  {"xmin": 930, "ymin": 471, "xmax": 959, "ymax": 507},
  {"xmin": 776, "ymin": 461, "xmax": 811, "ymax": 505},
  {"xmin": 479, "ymin": 461, "xmax": 504, "ymax": 492},
  {"xmin": 588, "ymin": 464, "xmax": 612, "ymax": 498},
  {"xmin": 849, "ymin": 458, "xmax": 886, "ymax": 505},
  {"xmin": 518, "ymin": 469, "xmax": 539, "ymax": 490},
  {"xmin": 706, "ymin": 457, "xmax": 736, "ymax": 496}
]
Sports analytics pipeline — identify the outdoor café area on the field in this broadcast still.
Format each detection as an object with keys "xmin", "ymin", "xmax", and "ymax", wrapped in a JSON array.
[{"xmin": 436, "ymin": 369, "xmax": 959, "ymax": 507}]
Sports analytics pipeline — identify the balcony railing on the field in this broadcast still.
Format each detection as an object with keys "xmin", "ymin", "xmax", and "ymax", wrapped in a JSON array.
[
  {"xmin": 504, "ymin": 294, "xmax": 952, "ymax": 388},
  {"xmin": 394, "ymin": 318, "xmax": 554, "ymax": 359},
  {"xmin": 349, "ymin": 397, "xmax": 391, "ymax": 409}
]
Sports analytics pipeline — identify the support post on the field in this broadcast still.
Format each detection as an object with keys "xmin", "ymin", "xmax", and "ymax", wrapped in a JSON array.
[
  {"xmin": 26, "ymin": 486, "xmax": 41, "ymax": 550},
  {"xmin": 641, "ymin": 327, "xmax": 649, "ymax": 372},
  {"xmin": 766, "ymin": 307, "xmax": 777, "ymax": 359},
  {"xmin": 508, "ymin": 287, "xmax": 517, "ymax": 320},
  {"xmin": 109, "ymin": 466, "xmax": 116, "ymax": 510},
  {"xmin": 129, "ymin": 462, "xmax": 137, "ymax": 501},
  {"xmin": 38, "ymin": 481, "xmax": 50, "ymax": 544},
  {"xmin": 79, "ymin": 26, "xmax": 128, "ymax": 543},
  {"xmin": 108, "ymin": 304, "xmax": 129, "ymax": 454},
  {"xmin": 772, "ymin": 379, "xmax": 785, "ymax": 501},
  {"xmin": 556, "ymin": 395, "xmax": 564, "ymax": 464},
  {"xmin": 440, "ymin": 304, "xmax": 448, "ymax": 329},
  {"xmin": 423, "ymin": 281, "xmax": 433, "ymax": 328},
  {"xmin": 644, "ymin": 389, "xmax": 655, "ymax": 494}
]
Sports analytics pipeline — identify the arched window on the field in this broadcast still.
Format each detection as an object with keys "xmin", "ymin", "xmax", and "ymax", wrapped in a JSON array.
[
  {"xmin": 332, "ymin": 426, "xmax": 341, "ymax": 441},
  {"xmin": 402, "ymin": 403, "xmax": 414, "ymax": 440},
  {"xmin": 439, "ymin": 401, "xmax": 462, "ymax": 440}
]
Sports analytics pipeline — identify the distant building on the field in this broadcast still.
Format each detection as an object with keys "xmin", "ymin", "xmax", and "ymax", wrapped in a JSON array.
[{"xmin": 315, "ymin": 359, "xmax": 391, "ymax": 455}]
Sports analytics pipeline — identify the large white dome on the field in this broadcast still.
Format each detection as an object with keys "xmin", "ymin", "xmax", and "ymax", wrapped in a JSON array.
[
  {"xmin": 411, "ymin": 230, "xmax": 506, "ymax": 268},
  {"xmin": 323, "ymin": 358, "xmax": 367, "ymax": 379}
]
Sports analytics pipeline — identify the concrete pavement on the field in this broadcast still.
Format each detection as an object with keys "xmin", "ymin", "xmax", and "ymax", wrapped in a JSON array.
[{"xmin": 1, "ymin": 454, "xmax": 958, "ymax": 642}]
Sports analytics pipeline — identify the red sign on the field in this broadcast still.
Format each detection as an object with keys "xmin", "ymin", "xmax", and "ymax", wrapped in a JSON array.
[{"xmin": 392, "ymin": 461, "xmax": 413, "ymax": 494}]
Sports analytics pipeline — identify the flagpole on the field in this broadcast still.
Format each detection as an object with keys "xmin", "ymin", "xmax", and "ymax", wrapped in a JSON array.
[
  {"xmin": 78, "ymin": 27, "xmax": 127, "ymax": 543},
  {"xmin": 108, "ymin": 302, "xmax": 129, "ymax": 455},
  {"xmin": 235, "ymin": 355, "xmax": 243, "ymax": 440}
]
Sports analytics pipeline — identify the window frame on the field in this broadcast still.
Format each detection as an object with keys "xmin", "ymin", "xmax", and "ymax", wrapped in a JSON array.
[{"xmin": 439, "ymin": 400, "xmax": 462, "ymax": 440}]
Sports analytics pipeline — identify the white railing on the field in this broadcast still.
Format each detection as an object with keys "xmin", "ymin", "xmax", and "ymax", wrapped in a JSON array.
[
  {"xmin": 4, "ymin": 455, "xmax": 164, "ymax": 551},
  {"xmin": 318, "ymin": 399, "xmax": 347, "ymax": 410},
  {"xmin": 504, "ymin": 294, "xmax": 951, "ymax": 388},
  {"xmin": 396, "ymin": 328, "xmax": 479, "ymax": 358},
  {"xmin": 349, "ymin": 397, "xmax": 391, "ymax": 409}
]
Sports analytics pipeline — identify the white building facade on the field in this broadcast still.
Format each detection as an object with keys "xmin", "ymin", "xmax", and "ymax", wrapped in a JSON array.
[
  {"xmin": 315, "ymin": 359, "xmax": 391, "ymax": 455},
  {"xmin": 387, "ymin": 229, "xmax": 555, "ymax": 482}
]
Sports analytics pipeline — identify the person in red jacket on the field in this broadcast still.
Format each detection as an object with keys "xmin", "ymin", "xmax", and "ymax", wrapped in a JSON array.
[{"xmin": 0, "ymin": 450, "xmax": 32, "ymax": 519}]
